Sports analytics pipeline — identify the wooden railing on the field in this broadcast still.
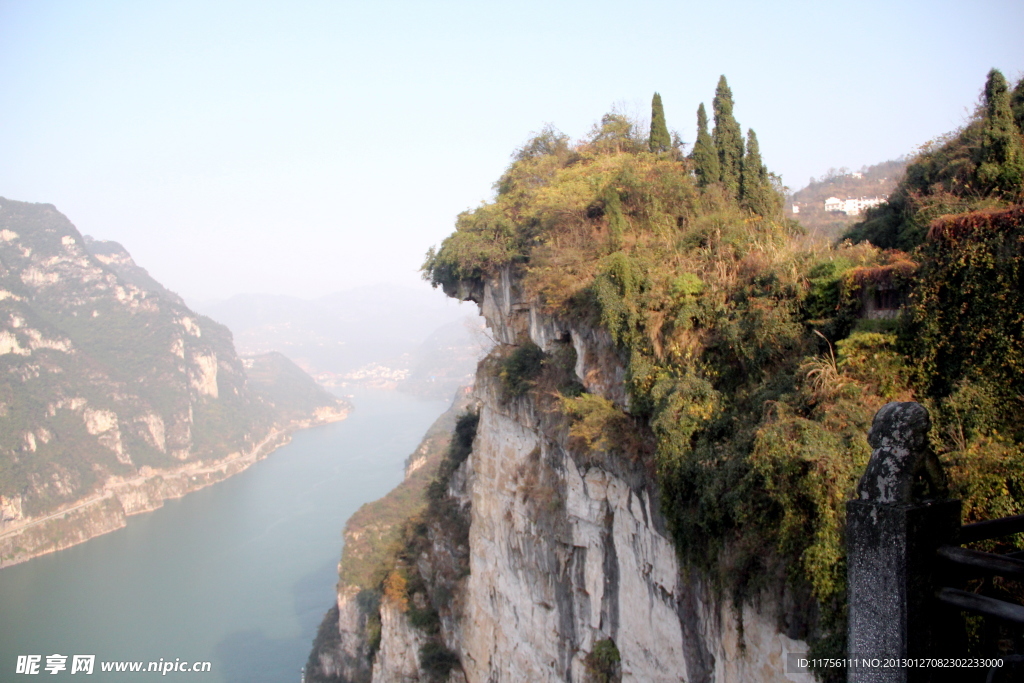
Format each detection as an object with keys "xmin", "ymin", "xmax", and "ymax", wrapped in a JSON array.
[{"xmin": 936, "ymin": 515, "xmax": 1024, "ymax": 624}]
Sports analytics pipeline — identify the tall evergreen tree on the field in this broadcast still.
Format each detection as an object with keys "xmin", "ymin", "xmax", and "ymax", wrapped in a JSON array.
[
  {"xmin": 712, "ymin": 75, "xmax": 744, "ymax": 200},
  {"xmin": 740, "ymin": 129, "xmax": 778, "ymax": 217},
  {"xmin": 1011, "ymin": 76, "xmax": 1024, "ymax": 134},
  {"xmin": 977, "ymin": 69, "xmax": 1024, "ymax": 195},
  {"xmin": 649, "ymin": 92, "xmax": 672, "ymax": 153},
  {"xmin": 690, "ymin": 103, "xmax": 719, "ymax": 187}
]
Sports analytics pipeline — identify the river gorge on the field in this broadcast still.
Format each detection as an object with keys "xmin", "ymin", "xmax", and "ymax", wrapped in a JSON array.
[{"xmin": 0, "ymin": 388, "xmax": 449, "ymax": 683}]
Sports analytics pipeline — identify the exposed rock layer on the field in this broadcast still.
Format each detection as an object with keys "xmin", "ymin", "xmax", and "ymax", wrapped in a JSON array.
[{"xmin": 314, "ymin": 268, "xmax": 814, "ymax": 682}]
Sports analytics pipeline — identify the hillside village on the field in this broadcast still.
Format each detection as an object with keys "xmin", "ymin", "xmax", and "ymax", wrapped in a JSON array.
[{"xmin": 789, "ymin": 160, "xmax": 907, "ymax": 235}]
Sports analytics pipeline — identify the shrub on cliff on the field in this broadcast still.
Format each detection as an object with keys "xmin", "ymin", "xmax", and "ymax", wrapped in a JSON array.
[
  {"xmin": 419, "ymin": 642, "xmax": 460, "ymax": 681},
  {"xmin": 584, "ymin": 638, "xmax": 621, "ymax": 683},
  {"xmin": 903, "ymin": 207, "xmax": 1024, "ymax": 409},
  {"xmin": 426, "ymin": 410, "xmax": 478, "ymax": 502},
  {"xmin": 497, "ymin": 342, "xmax": 546, "ymax": 399}
]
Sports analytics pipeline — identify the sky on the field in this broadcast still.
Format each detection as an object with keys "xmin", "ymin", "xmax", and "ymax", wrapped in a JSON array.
[{"xmin": 1, "ymin": 0, "xmax": 1022, "ymax": 303}]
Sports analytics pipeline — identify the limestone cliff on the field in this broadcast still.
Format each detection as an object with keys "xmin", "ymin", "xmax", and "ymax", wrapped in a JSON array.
[{"xmin": 310, "ymin": 269, "xmax": 814, "ymax": 683}]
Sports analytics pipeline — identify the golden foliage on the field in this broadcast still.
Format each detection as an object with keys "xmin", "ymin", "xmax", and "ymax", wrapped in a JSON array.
[{"xmin": 382, "ymin": 570, "xmax": 408, "ymax": 612}]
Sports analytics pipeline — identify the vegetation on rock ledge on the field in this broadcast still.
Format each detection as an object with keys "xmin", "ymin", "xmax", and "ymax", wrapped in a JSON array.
[{"xmin": 424, "ymin": 72, "xmax": 1024, "ymax": 679}]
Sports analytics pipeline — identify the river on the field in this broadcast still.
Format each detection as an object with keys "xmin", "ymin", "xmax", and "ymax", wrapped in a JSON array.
[{"xmin": 0, "ymin": 388, "xmax": 450, "ymax": 682}]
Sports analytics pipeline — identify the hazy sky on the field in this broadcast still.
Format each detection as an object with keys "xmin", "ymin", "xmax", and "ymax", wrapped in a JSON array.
[{"xmin": 1, "ymin": 0, "xmax": 1021, "ymax": 302}]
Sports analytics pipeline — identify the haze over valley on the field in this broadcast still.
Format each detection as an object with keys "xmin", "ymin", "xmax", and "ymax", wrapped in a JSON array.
[{"xmin": 196, "ymin": 288, "xmax": 487, "ymax": 399}]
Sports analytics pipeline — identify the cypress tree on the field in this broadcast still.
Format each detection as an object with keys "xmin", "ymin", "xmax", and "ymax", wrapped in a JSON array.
[
  {"xmin": 977, "ymin": 68, "xmax": 1024, "ymax": 195},
  {"xmin": 712, "ymin": 75, "xmax": 744, "ymax": 200},
  {"xmin": 740, "ymin": 129, "xmax": 764, "ymax": 197},
  {"xmin": 740, "ymin": 129, "xmax": 778, "ymax": 217},
  {"xmin": 649, "ymin": 92, "xmax": 672, "ymax": 153},
  {"xmin": 1012, "ymin": 76, "xmax": 1024, "ymax": 134},
  {"xmin": 690, "ymin": 103, "xmax": 719, "ymax": 187}
]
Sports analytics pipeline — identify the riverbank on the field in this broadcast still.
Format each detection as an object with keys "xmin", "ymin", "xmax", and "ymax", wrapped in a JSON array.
[
  {"xmin": 0, "ymin": 388, "xmax": 449, "ymax": 683},
  {"xmin": 0, "ymin": 405, "xmax": 349, "ymax": 568}
]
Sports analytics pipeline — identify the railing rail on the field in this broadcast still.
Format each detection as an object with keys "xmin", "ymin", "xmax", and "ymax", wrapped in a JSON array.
[
  {"xmin": 937, "ymin": 545, "xmax": 1024, "ymax": 582},
  {"xmin": 958, "ymin": 514, "xmax": 1024, "ymax": 544},
  {"xmin": 934, "ymin": 588, "xmax": 1024, "ymax": 625}
]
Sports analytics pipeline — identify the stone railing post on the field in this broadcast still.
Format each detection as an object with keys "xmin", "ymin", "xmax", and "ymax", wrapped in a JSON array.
[{"xmin": 846, "ymin": 402, "xmax": 960, "ymax": 683}]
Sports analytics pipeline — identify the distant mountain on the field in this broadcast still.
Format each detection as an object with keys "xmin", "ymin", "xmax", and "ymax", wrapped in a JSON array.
[
  {"xmin": 198, "ymin": 285, "xmax": 486, "ymax": 397},
  {"xmin": 0, "ymin": 198, "xmax": 346, "ymax": 566},
  {"xmin": 244, "ymin": 351, "xmax": 347, "ymax": 423}
]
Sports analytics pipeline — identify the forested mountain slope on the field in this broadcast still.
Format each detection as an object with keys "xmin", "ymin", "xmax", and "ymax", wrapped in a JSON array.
[{"xmin": 0, "ymin": 198, "xmax": 347, "ymax": 566}]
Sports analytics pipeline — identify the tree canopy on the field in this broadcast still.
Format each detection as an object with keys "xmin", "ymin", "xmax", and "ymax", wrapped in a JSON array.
[
  {"xmin": 740, "ymin": 128, "xmax": 778, "ymax": 218},
  {"xmin": 648, "ymin": 92, "xmax": 671, "ymax": 154},
  {"xmin": 690, "ymin": 103, "xmax": 719, "ymax": 188},
  {"xmin": 712, "ymin": 75, "xmax": 744, "ymax": 200},
  {"xmin": 977, "ymin": 68, "xmax": 1024, "ymax": 195}
]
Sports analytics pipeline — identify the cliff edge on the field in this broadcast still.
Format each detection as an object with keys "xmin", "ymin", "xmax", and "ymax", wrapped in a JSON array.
[{"xmin": 309, "ymin": 267, "xmax": 814, "ymax": 682}]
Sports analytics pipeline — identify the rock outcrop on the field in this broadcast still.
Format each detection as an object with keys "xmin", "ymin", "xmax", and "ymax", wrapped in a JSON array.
[{"xmin": 311, "ymin": 268, "xmax": 814, "ymax": 682}]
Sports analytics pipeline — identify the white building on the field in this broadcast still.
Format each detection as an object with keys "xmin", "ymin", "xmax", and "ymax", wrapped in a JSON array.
[
  {"xmin": 825, "ymin": 197, "xmax": 844, "ymax": 213},
  {"xmin": 824, "ymin": 195, "xmax": 887, "ymax": 216}
]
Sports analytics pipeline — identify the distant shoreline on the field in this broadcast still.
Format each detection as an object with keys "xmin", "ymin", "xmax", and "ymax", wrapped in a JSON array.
[{"xmin": 0, "ymin": 406, "xmax": 349, "ymax": 569}]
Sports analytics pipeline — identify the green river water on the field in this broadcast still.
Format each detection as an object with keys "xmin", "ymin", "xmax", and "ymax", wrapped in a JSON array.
[{"xmin": 0, "ymin": 388, "xmax": 450, "ymax": 682}]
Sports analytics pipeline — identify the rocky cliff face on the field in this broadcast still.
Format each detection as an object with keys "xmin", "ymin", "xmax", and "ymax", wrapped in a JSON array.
[
  {"xmin": 313, "ymin": 268, "xmax": 814, "ymax": 683},
  {"xmin": 0, "ymin": 198, "xmax": 347, "ymax": 567}
]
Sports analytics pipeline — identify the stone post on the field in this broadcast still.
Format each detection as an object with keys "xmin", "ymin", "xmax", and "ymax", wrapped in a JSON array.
[{"xmin": 846, "ymin": 402, "xmax": 960, "ymax": 683}]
